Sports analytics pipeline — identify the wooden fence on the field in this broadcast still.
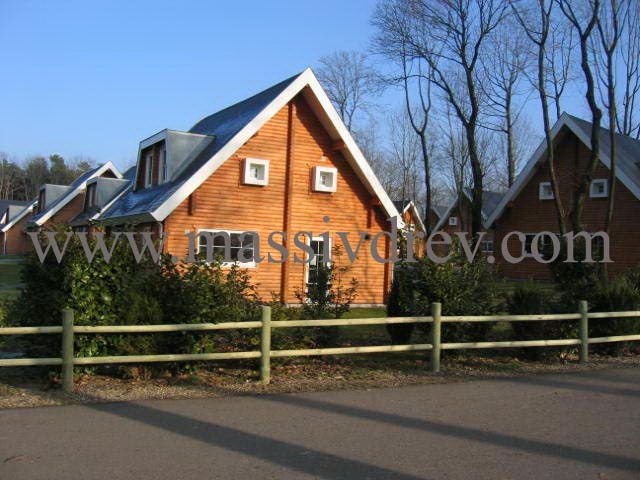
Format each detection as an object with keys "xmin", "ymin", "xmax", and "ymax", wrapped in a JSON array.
[{"xmin": 1, "ymin": 301, "xmax": 639, "ymax": 392}]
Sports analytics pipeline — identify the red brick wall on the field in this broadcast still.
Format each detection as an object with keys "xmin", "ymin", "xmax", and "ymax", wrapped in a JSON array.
[
  {"xmin": 494, "ymin": 129, "xmax": 639, "ymax": 279},
  {"xmin": 3, "ymin": 211, "xmax": 34, "ymax": 255}
]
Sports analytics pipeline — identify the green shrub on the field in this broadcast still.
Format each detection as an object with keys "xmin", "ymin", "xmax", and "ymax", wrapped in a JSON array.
[
  {"xmin": 0, "ymin": 298, "xmax": 8, "ymax": 327},
  {"xmin": 548, "ymin": 238, "xmax": 600, "ymax": 310},
  {"xmin": 386, "ymin": 252, "xmax": 500, "ymax": 344},
  {"xmin": 11, "ymin": 230, "xmax": 261, "ymax": 370},
  {"xmin": 589, "ymin": 276, "xmax": 640, "ymax": 354},
  {"xmin": 295, "ymin": 245, "xmax": 358, "ymax": 347},
  {"xmin": 507, "ymin": 281, "xmax": 575, "ymax": 359}
]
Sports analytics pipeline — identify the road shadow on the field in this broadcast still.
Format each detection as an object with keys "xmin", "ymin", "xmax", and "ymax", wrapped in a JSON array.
[
  {"xmin": 87, "ymin": 398, "xmax": 430, "ymax": 480},
  {"xmin": 261, "ymin": 392, "xmax": 640, "ymax": 474},
  {"xmin": 493, "ymin": 373, "xmax": 640, "ymax": 399},
  {"xmin": 571, "ymin": 368, "xmax": 640, "ymax": 386}
]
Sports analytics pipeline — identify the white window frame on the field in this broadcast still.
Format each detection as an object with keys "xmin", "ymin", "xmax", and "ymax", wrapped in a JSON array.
[
  {"xmin": 523, "ymin": 232, "xmax": 559, "ymax": 258},
  {"xmin": 305, "ymin": 235, "xmax": 332, "ymax": 288},
  {"xmin": 160, "ymin": 149, "xmax": 168, "ymax": 184},
  {"xmin": 196, "ymin": 229, "xmax": 257, "ymax": 268},
  {"xmin": 312, "ymin": 166, "xmax": 337, "ymax": 193},
  {"xmin": 243, "ymin": 158, "xmax": 269, "ymax": 186},
  {"xmin": 590, "ymin": 179, "xmax": 608, "ymax": 198},
  {"xmin": 481, "ymin": 240, "xmax": 494, "ymax": 254},
  {"xmin": 539, "ymin": 182, "xmax": 554, "ymax": 200},
  {"xmin": 144, "ymin": 152, "xmax": 154, "ymax": 188},
  {"xmin": 449, "ymin": 216, "xmax": 458, "ymax": 226}
]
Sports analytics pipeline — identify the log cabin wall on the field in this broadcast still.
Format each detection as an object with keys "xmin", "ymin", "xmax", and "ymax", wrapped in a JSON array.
[{"xmin": 163, "ymin": 93, "xmax": 392, "ymax": 304}]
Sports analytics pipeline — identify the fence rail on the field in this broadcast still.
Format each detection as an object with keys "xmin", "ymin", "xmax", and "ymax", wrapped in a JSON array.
[{"xmin": 1, "ymin": 301, "xmax": 639, "ymax": 392}]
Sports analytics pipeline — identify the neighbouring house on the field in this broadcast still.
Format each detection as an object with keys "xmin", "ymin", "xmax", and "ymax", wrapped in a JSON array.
[
  {"xmin": 486, "ymin": 112, "xmax": 640, "ymax": 279},
  {"xmin": 96, "ymin": 69, "xmax": 402, "ymax": 305},
  {"xmin": 393, "ymin": 199, "xmax": 426, "ymax": 257},
  {"xmin": 433, "ymin": 188, "xmax": 504, "ymax": 257},
  {"xmin": 70, "ymin": 167, "xmax": 135, "ymax": 231},
  {"xmin": 10, "ymin": 163, "xmax": 122, "ymax": 254},
  {"xmin": 0, "ymin": 200, "xmax": 31, "ymax": 226},
  {"xmin": 429, "ymin": 203, "xmax": 448, "ymax": 232},
  {"xmin": 0, "ymin": 199, "xmax": 33, "ymax": 255}
]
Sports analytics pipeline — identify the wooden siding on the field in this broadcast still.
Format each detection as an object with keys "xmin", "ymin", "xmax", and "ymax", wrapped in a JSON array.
[{"xmin": 164, "ymin": 94, "xmax": 391, "ymax": 304}]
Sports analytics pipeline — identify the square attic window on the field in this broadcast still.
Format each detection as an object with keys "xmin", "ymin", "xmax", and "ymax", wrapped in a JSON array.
[
  {"xmin": 539, "ymin": 182, "xmax": 554, "ymax": 200},
  {"xmin": 590, "ymin": 179, "xmax": 608, "ymax": 198},
  {"xmin": 243, "ymin": 158, "xmax": 269, "ymax": 186},
  {"xmin": 313, "ymin": 166, "xmax": 337, "ymax": 193}
]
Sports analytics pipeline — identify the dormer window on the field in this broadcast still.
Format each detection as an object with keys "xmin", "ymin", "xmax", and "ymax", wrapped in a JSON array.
[
  {"xmin": 38, "ymin": 190, "xmax": 45, "ymax": 213},
  {"xmin": 243, "ymin": 158, "xmax": 269, "ymax": 186},
  {"xmin": 85, "ymin": 184, "xmax": 97, "ymax": 210},
  {"xmin": 449, "ymin": 216, "xmax": 458, "ymax": 226},
  {"xmin": 313, "ymin": 166, "xmax": 337, "ymax": 193},
  {"xmin": 145, "ymin": 152, "xmax": 153, "ymax": 188}
]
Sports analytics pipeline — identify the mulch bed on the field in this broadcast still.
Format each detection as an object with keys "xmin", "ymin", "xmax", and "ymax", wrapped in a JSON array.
[{"xmin": 1, "ymin": 353, "xmax": 638, "ymax": 409}]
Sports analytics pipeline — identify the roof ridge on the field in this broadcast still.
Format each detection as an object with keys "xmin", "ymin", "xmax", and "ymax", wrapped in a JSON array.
[{"xmin": 189, "ymin": 71, "xmax": 304, "ymax": 133}]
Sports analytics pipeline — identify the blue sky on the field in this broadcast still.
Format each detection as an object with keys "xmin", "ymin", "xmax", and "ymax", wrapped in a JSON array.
[
  {"xmin": 0, "ymin": 0, "xmax": 378, "ymax": 170},
  {"xmin": 1, "ymin": 0, "xmax": 588, "ymax": 172}
]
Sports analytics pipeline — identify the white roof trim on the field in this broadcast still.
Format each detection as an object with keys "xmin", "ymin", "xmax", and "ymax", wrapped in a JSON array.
[
  {"xmin": 33, "ymin": 162, "xmax": 122, "ymax": 226},
  {"xmin": 403, "ymin": 201, "xmax": 426, "ymax": 232},
  {"xmin": 151, "ymin": 68, "xmax": 403, "ymax": 226},
  {"xmin": 0, "ymin": 200, "xmax": 37, "ymax": 233},
  {"xmin": 485, "ymin": 112, "xmax": 640, "ymax": 228},
  {"xmin": 433, "ymin": 197, "xmax": 458, "ymax": 232}
]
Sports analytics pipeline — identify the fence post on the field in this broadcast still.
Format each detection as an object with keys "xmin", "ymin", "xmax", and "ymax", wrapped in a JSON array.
[
  {"xmin": 579, "ymin": 300, "xmax": 589, "ymax": 363},
  {"xmin": 260, "ymin": 306, "xmax": 272, "ymax": 384},
  {"xmin": 430, "ymin": 302, "xmax": 442, "ymax": 373},
  {"xmin": 61, "ymin": 309, "xmax": 74, "ymax": 393}
]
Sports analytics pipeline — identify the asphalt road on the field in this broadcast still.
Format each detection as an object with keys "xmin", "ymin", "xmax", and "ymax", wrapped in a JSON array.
[{"xmin": 1, "ymin": 368, "xmax": 639, "ymax": 480}]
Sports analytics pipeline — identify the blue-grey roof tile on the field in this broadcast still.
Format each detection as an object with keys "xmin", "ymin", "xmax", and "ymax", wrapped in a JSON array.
[{"xmin": 99, "ymin": 72, "xmax": 302, "ymax": 222}]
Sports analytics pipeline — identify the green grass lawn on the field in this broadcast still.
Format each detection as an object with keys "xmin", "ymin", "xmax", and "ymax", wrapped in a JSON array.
[{"xmin": 342, "ymin": 307, "xmax": 386, "ymax": 319}]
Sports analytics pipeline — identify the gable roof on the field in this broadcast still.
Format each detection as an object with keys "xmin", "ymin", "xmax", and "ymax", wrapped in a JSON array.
[
  {"xmin": 392, "ymin": 200, "xmax": 426, "ymax": 231},
  {"xmin": 0, "ymin": 199, "xmax": 37, "ymax": 233},
  {"xmin": 485, "ymin": 112, "xmax": 640, "ymax": 228},
  {"xmin": 432, "ymin": 204, "xmax": 449, "ymax": 218},
  {"xmin": 70, "ymin": 174, "xmax": 132, "ymax": 227},
  {"xmin": 433, "ymin": 189, "xmax": 505, "ymax": 232},
  {"xmin": 0, "ymin": 200, "xmax": 30, "ymax": 225},
  {"xmin": 28, "ymin": 162, "xmax": 121, "ymax": 227},
  {"xmin": 98, "ymin": 69, "xmax": 401, "ymax": 225}
]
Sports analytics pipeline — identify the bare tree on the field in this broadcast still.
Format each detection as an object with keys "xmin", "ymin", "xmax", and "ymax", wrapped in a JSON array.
[
  {"xmin": 400, "ymin": 55, "xmax": 434, "ymax": 231},
  {"xmin": 558, "ymin": 0, "xmax": 602, "ymax": 232},
  {"xmin": 388, "ymin": 109, "xmax": 423, "ymax": 204},
  {"xmin": 373, "ymin": 0, "xmax": 508, "ymax": 237},
  {"xmin": 316, "ymin": 51, "xmax": 380, "ymax": 132},
  {"xmin": 617, "ymin": 0, "xmax": 640, "ymax": 138},
  {"xmin": 440, "ymin": 106, "xmax": 471, "ymax": 197},
  {"xmin": 546, "ymin": 19, "xmax": 576, "ymax": 120},
  {"xmin": 481, "ymin": 19, "xmax": 532, "ymax": 187},
  {"xmin": 595, "ymin": 0, "xmax": 623, "ymax": 241},
  {"xmin": 510, "ymin": 0, "xmax": 567, "ymax": 235}
]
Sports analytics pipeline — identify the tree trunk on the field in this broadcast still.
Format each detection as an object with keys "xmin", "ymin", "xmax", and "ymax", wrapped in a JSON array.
[
  {"xmin": 506, "ymin": 98, "xmax": 516, "ymax": 187},
  {"xmin": 420, "ymin": 133, "xmax": 432, "ymax": 234}
]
